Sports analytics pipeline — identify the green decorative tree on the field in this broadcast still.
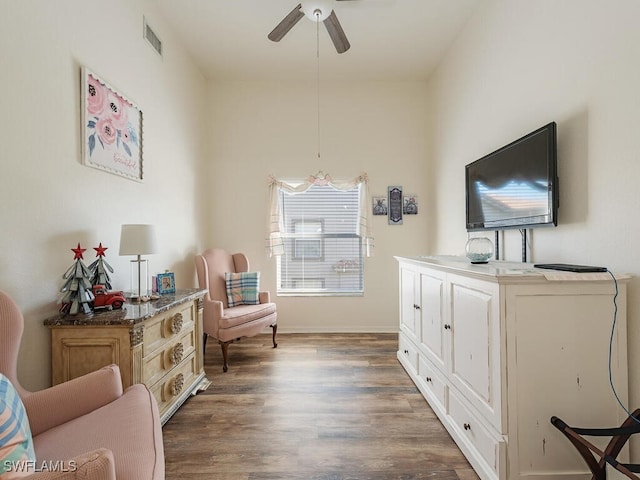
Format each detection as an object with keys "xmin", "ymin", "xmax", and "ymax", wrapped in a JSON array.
[
  {"xmin": 59, "ymin": 243, "xmax": 95, "ymax": 315},
  {"xmin": 88, "ymin": 242, "xmax": 114, "ymax": 289}
]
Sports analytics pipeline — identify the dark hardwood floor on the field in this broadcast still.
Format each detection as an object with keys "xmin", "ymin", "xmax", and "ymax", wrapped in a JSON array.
[{"xmin": 162, "ymin": 333, "xmax": 480, "ymax": 480}]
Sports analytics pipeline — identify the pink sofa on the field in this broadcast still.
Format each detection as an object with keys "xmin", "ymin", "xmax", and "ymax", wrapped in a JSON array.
[{"xmin": 0, "ymin": 291, "xmax": 164, "ymax": 479}]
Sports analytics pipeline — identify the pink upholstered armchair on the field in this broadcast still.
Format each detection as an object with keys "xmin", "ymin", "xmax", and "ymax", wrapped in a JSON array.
[
  {"xmin": 0, "ymin": 291, "xmax": 164, "ymax": 480},
  {"xmin": 195, "ymin": 248, "xmax": 277, "ymax": 372}
]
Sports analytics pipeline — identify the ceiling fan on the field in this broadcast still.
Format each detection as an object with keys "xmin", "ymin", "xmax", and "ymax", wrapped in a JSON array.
[{"xmin": 268, "ymin": 1, "xmax": 356, "ymax": 54}]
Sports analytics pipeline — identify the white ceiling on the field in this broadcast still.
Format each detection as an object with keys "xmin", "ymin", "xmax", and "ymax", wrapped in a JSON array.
[{"xmin": 152, "ymin": 0, "xmax": 481, "ymax": 81}]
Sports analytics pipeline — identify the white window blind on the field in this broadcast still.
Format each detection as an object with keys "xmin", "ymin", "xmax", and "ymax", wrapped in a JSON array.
[{"xmin": 277, "ymin": 184, "xmax": 363, "ymax": 296}]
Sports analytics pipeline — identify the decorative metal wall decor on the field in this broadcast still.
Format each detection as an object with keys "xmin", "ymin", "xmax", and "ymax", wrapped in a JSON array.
[{"xmin": 388, "ymin": 186, "xmax": 403, "ymax": 225}]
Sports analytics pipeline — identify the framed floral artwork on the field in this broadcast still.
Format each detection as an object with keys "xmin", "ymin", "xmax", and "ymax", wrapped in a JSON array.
[
  {"xmin": 81, "ymin": 67, "xmax": 143, "ymax": 181},
  {"xmin": 403, "ymin": 194, "xmax": 418, "ymax": 215},
  {"xmin": 372, "ymin": 196, "xmax": 388, "ymax": 216}
]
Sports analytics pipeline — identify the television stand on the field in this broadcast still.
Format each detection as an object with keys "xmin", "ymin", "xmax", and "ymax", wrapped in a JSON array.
[{"xmin": 395, "ymin": 255, "xmax": 629, "ymax": 480}]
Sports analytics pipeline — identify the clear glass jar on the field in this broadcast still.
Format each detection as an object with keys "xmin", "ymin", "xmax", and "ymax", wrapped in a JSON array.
[{"xmin": 465, "ymin": 237, "xmax": 494, "ymax": 264}]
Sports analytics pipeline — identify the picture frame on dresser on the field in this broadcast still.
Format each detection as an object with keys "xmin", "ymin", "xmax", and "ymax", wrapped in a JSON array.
[
  {"xmin": 157, "ymin": 272, "xmax": 176, "ymax": 294},
  {"xmin": 81, "ymin": 67, "xmax": 144, "ymax": 182}
]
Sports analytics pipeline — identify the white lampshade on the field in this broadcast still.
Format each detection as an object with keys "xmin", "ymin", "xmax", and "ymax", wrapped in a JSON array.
[{"xmin": 119, "ymin": 224, "xmax": 158, "ymax": 256}]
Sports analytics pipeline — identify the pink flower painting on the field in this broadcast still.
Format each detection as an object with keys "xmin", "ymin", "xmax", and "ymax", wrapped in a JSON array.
[{"xmin": 83, "ymin": 69, "xmax": 142, "ymax": 181}]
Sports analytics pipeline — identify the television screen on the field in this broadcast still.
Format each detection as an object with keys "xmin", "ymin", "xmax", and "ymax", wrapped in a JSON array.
[{"xmin": 465, "ymin": 122, "xmax": 558, "ymax": 231}]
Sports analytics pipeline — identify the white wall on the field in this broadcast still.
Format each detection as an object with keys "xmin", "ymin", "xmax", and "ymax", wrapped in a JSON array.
[
  {"xmin": 206, "ymin": 80, "xmax": 431, "ymax": 332},
  {"xmin": 0, "ymin": 0, "xmax": 207, "ymax": 390},
  {"xmin": 428, "ymin": 0, "xmax": 640, "ymax": 455}
]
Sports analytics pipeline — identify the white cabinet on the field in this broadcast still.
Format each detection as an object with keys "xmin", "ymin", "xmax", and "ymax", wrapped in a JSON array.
[
  {"xmin": 418, "ymin": 269, "xmax": 446, "ymax": 371},
  {"xmin": 399, "ymin": 266, "xmax": 419, "ymax": 340},
  {"xmin": 396, "ymin": 256, "xmax": 629, "ymax": 480}
]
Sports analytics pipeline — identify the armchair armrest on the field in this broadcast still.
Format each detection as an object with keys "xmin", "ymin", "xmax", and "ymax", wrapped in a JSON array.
[
  {"xmin": 259, "ymin": 291, "xmax": 271, "ymax": 303},
  {"xmin": 202, "ymin": 297, "xmax": 223, "ymax": 337},
  {"xmin": 23, "ymin": 365, "xmax": 123, "ymax": 436},
  {"xmin": 203, "ymin": 297, "xmax": 223, "ymax": 319},
  {"xmin": 25, "ymin": 448, "xmax": 116, "ymax": 480}
]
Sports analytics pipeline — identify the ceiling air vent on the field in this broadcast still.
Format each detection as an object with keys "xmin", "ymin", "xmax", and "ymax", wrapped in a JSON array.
[{"xmin": 143, "ymin": 17, "xmax": 162, "ymax": 57}]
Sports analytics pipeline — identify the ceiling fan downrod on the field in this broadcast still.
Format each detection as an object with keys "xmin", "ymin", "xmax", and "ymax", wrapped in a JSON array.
[{"xmin": 316, "ymin": 8, "xmax": 321, "ymax": 159}]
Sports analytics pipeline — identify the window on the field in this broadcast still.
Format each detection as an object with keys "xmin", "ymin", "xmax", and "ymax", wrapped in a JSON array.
[
  {"xmin": 278, "ymin": 184, "xmax": 362, "ymax": 296},
  {"xmin": 293, "ymin": 220, "xmax": 324, "ymax": 260},
  {"xmin": 267, "ymin": 172, "xmax": 374, "ymax": 297}
]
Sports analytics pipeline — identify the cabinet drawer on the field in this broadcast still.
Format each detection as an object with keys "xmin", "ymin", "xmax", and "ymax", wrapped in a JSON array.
[
  {"xmin": 144, "ymin": 303, "xmax": 195, "ymax": 356},
  {"xmin": 149, "ymin": 351, "xmax": 198, "ymax": 417},
  {"xmin": 418, "ymin": 356, "xmax": 447, "ymax": 414},
  {"xmin": 448, "ymin": 391, "xmax": 503, "ymax": 477},
  {"xmin": 399, "ymin": 334, "xmax": 418, "ymax": 373},
  {"xmin": 143, "ymin": 325, "xmax": 196, "ymax": 386}
]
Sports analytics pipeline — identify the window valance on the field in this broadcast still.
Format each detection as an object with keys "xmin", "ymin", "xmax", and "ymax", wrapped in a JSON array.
[{"xmin": 266, "ymin": 171, "xmax": 374, "ymax": 258}]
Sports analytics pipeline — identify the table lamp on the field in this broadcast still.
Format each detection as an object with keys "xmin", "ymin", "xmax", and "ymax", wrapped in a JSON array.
[{"xmin": 119, "ymin": 224, "xmax": 158, "ymax": 301}]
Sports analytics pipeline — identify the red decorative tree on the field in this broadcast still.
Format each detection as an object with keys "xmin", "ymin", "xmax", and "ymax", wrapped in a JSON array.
[
  {"xmin": 59, "ymin": 243, "xmax": 95, "ymax": 315},
  {"xmin": 88, "ymin": 242, "xmax": 114, "ymax": 289}
]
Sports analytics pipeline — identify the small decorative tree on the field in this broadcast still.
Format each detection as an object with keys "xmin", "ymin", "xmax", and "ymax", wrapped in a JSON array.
[
  {"xmin": 59, "ymin": 243, "xmax": 95, "ymax": 315},
  {"xmin": 88, "ymin": 242, "xmax": 114, "ymax": 289}
]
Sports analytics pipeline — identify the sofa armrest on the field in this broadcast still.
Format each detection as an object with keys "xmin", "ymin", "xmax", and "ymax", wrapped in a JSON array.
[
  {"xmin": 23, "ymin": 448, "xmax": 116, "ymax": 480},
  {"xmin": 259, "ymin": 291, "xmax": 271, "ymax": 303},
  {"xmin": 23, "ymin": 365, "xmax": 123, "ymax": 436}
]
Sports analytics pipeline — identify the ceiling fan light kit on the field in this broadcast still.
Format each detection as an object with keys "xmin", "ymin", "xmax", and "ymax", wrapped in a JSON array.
[
  {"xmin": 301, "ymin": 2, "xmax": 332, "ymax": 21},
  {"xmin": 268, "ymin": 1, "xmax": 353, "ymax": 54}
]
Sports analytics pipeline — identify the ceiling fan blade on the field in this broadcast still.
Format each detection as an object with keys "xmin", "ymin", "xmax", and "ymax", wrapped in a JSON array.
[
  {"xmin": 323, "ymin": 10, "xmax": 351, "ymax": 54},
  {"xmin": 268, "ymin": 3, "xmax": 305, "ymax": 42}
]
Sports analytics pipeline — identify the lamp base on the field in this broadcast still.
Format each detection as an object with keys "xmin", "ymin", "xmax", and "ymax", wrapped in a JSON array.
[{"xmin": 129, "ymin": 258, "xmax": 150, "ymax": 301}]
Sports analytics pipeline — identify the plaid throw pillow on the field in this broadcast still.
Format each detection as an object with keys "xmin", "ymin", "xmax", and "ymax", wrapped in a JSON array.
[
  {"xmin": 0, "ymin": 373, "xmax": 35, "ymax": 478},
  {"xmin": 225, "ymin": 272, "xmax": 260, "ymax": 307}
]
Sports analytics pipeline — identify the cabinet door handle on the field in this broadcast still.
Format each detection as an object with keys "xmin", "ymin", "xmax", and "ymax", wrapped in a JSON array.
[
  {"xmin": 415, "ymin": 305, "xmax": 421, "ymax": 310},
  {"xmin": 404, "ymin": 349, "xmax": 409, "ymax": 355},
  {"xmin": 463, "ymin": 423, "xmax": 471, "ymax": 431},
  {"xmin": 444, "ymin": 324, "xmax": 451, "ymax": 330},
  {"xmin": 425, "ymin": 376, "xmax": 432, "ymax": 382}
]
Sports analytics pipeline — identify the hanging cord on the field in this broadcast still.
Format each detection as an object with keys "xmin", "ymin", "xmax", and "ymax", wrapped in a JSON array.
[
  {"xmin": 606, "ymin": 270, "xmax": 639, "ymax": 423},
  {"xmin": 315, "ymin": 9, "xmax": 321, "ymax": 159}
]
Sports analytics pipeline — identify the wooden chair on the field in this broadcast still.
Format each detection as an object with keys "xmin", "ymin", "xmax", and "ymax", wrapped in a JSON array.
[
  {"xmin": 195, "ymin": 248, "xmax": 277, "ymax": 372},
  {"xmin": 551, "ymin": 412, "xmax": 640, "ymax": 479}
]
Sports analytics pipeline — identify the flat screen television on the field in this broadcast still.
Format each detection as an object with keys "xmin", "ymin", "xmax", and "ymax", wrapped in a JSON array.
[{"xmin": 465, "ymin": 122, "xmax": 558, "ymax": 231}]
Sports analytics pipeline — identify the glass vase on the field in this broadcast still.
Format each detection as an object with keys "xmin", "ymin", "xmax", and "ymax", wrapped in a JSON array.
[{"xmin": 465, "ymin": 237, "xmax": 494, "ymax": 264}]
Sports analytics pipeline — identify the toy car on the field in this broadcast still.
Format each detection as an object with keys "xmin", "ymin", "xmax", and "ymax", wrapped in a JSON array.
[{"xmin": 91, "ymin": 285, "xmax": 126, "ymax": 310}]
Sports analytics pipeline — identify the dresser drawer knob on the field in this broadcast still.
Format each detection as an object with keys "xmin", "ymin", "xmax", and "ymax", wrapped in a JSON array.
[
  {"xmin": 463, "ymin": 423, "xmax": 471, "ymax": 431},
  {"xmin": 171, "ymin": 313, "xmax": 184, "ymax": 334},
  {"xmin": 171, "ymin": 373, "xmax": 185, "ymax": 396},
  {"xmin": 169, "ymin": 342, "xmax": 184, "ymax": 365}
]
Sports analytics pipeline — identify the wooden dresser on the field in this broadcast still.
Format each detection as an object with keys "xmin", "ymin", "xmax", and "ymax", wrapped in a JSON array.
[{"xmin": 44, "ymin": 288, "xmax": 210, "ymax": 425}]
